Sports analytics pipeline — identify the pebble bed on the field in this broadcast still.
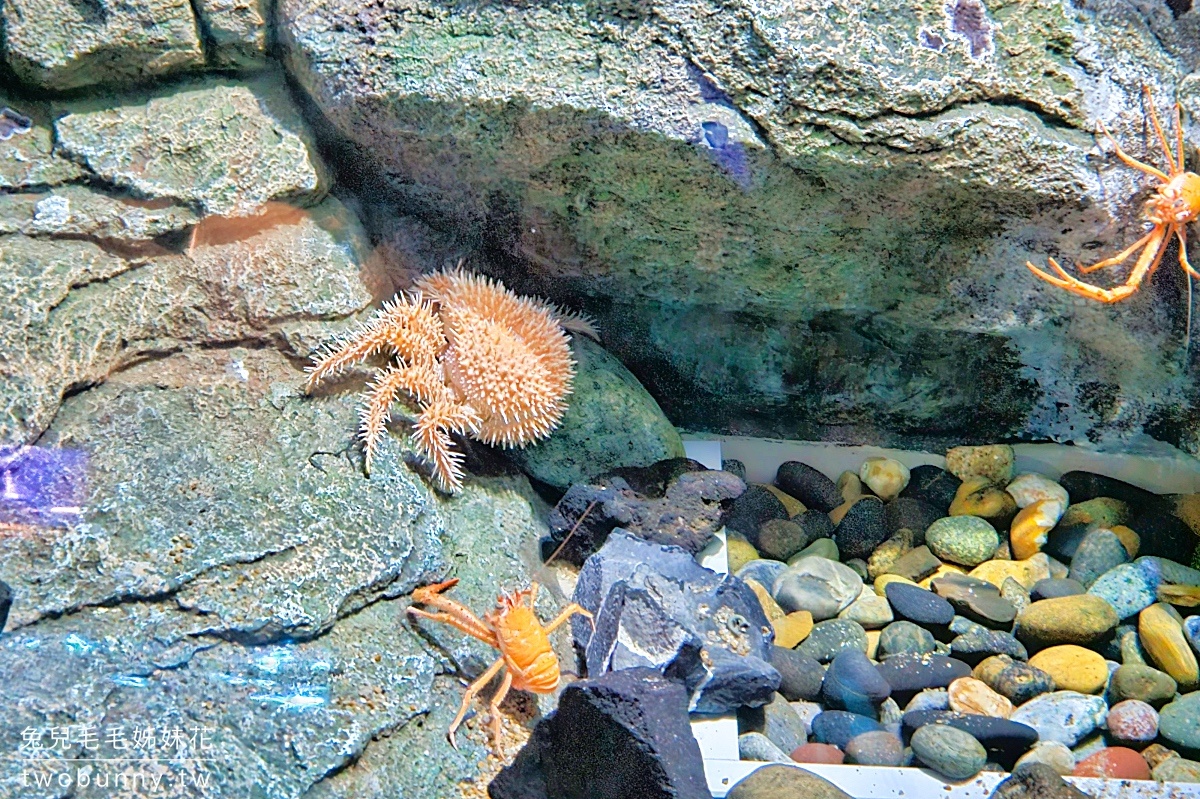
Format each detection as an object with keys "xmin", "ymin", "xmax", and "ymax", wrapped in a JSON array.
[{"xmin": 722, "ymin": 445, "xmax": 1200, "ymax": 785}]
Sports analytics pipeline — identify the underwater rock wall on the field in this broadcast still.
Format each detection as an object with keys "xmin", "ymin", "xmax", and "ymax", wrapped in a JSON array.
[{"xmin": 278, "ymin": 0, "xmax": 1200, "ymax": 451}]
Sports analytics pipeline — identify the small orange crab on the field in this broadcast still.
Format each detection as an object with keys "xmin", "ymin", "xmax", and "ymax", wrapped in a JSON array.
[
  {"xmin": 1027, "ymin": 87, "xmax": 1200, "ymax": 302},
  {"xmin": 407, "ymin": 577, "xmax": 593, "ymax": 752}
]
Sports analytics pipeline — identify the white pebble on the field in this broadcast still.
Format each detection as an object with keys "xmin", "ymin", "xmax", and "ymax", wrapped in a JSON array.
[
  {"xmin": 1006, "ymin": 472, "xmax": 1069, "ymax": 509},
  {"xmin": 859, "ymin": 457, "xmax": 910, "ymax": 501}
]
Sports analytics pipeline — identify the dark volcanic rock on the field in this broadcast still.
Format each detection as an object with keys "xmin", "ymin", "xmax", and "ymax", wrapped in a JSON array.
[
  {"xmin": 545, "ymin": 462, "xmax": 745, "ymax": 565},
  {"xmin": 755, "ymin": 518, "xmax": 810, "ymax": 561},
  {"xmin": 876, "ymin": 653, "xmax": 971, "ymax": 705},
  {"xmin": 768, "ymin": 645, "xmax": 825, "ymax": 702},
  {"xmin": 900, "ymin": 466, "xmax": 962, "ymax": 513},
  {"xmin": 885, "ymin": 582, "xmax": 955, "ymax": 627},
  {"xmin": 821, "ymin": 648, "xmax": 892, "ymax": 717},
  {"xmin": 884, "ymin": 497, "xmax": 943, "ymax": 542},
  {"xmin": 949, "ymin": 629, "xmax": 1027, "ymax": 666},
  {"xmin": 1057, "ymin": 471, "xmax": 1158, "ymax": 511},
  {"xmin": 573, "ymin": 530, "xmax": 779, "ymax": 713},
  {"xmin": 902, "ymin": 710, "xmax": 1039, "ymax": 767},
  {"xmin": 987, "ymin": 762, "xmax": 1091, "ymax": 799},
  {"xmin": 1132, "ymin": 503, "xmax": 1198, "ymax": 563},
  {"xmin": 1043, "ymin": 523, "xmax": 1091, "ymax": 562},
  {"xmin": 723, "ymin": 484, "xmax": 789, "ymax": 539},
  {"xmin": 489, "ymin": 668, "xmax": 710, "ymax": 799},
  {"xmin": 776, "ymin": 461, "xmax": 841, "ymax": 512},
  {"xmin": 834, "ymin": 497, "xmax": 888, "ymax": 561}
]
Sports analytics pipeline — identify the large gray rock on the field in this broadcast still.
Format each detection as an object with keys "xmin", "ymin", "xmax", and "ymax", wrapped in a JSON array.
[{"xmin": 278, "ymin": 0, "xmax": 1200, "ymax": 451}]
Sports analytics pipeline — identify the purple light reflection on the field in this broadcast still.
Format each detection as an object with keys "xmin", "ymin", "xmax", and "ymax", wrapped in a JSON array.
[{"xmin": 0, "ymin": 445, "xmax": 88, "ymax": 529}]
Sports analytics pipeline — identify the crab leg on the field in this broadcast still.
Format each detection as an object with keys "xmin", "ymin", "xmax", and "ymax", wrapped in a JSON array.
[
  {"xmin": 1175, "ymin": 103, "xmax": 1187, "ymax": 175},
  {"xmin": 447, "ymin": 656, "xmax": 506, "ymax": 749},
  {"xmin": 1144, "ymin": 87, "xmax": 1177, "ymax": 177},
  {"xmin": 359, "ymin": 363, "xmax": 447, "ymax": 472},
  {"xmin": 486, "ymin": 669, "xmax": 514, "ymax": 748},
  {"xmin": 408, "ymin": 578, "xmax": 499, "ymax": 647},
  {"xmin": 1098, "ymin": 120, "xmax": 1170, "ymax": 182},
  {"xmin": 542, "ymin": 602, "xmax": 595, "ymax": 633},
  {"xmin": 1178, "ymin": 226, "xmax": 1200, "ymax": 279},
  {"xmin": 1027, "ymin": 224, "xmax": 1168, "ymax": 303},
  {"xmin": 1076, "ymin": 229, "xmax": 1157, "ymax": 274}
]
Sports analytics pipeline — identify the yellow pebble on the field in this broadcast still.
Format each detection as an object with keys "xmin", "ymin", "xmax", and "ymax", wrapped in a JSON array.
[
  {"xmin": 727, "ymin": 533, "xmax": 760, "ymax": 574},
  {"xmin": 875, "ymin": 573, "xmax": 920, "ymax": 594},
  {"xmin": 918, "ymin": 562, "xmax": 967, "ymax": 589},
  {"xmin": 762, "ymin": 484, "xmax": 807, "ymax": 518},
  {"xmin": 950, "ymin": 476, "xmax": 1018, "ymax": 522},
  {"xmin": 774, "ymin": 610, "xmax": 814, "ymax": 649},
  {"xmin": 969, "ymin": 554, "xmax": 1052, "ymax": 589},
  {"xmin": 1111, "ymin": 525, "xmax": 1140, "ymax": 559},
  {"xmin": 948, "ymin": 677, "xmax": 1013, "ymax": 718},
  {"xmin": 945, "ymin": 444, "xmax": 1015, "ymax": 484},
  {"xmin": 1009, "ymin": 499, "xmax": 1064, "ymax": 560},
  {"xmin": 1028, "ymin": 645, "xmax": 1108, "ymax": 694},
  {"xmin": 865, "ymin": 629, "xmax": 881, "ymax": 660},
  {"xmin": 1140, "ymin": 603, "xmax": 1200, "ymax": 691},
  {"xmin": 745, "ymin": 579, "xmax": 785, "ymax": 624}
]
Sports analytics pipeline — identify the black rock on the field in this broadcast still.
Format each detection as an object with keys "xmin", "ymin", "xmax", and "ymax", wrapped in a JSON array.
[
  {"xmin": 885, "ymin": 582, "xmax": 955, "ymax": 628},
  {"xmin": 875, "ymin": 653, "xmax": 971, "ymax": 705},
  {"xmin": 544, "ymin": 462, "xmax": 745, "ymax": 565},
  {"xmin": 900, "ymin": 465, "xmax": 962, "ymax": 513},
  {"xmin": 1043, "ymin": 523, "xmax": 1091, "ymax": 563},
  {"xmin": 723, "ymin": 484, "xmax": 788, "ymax": 540},
  {"xmin": 884, "ymin": 497, "xmax": 943, "ymax": 543},
  {"xmin": 797, "ymin": 508, "xmax": 835, "ymax": 542},
  {"xmin": 776, "ymin": 461, "xmax": 842, "ymax": 512},
  {"xmin": 988, "ymin": 763, "xmax": 1092, "ymax": 799},
  {"xmin": 1132, "ymin": 502, "xmax": 1198, "ymax": 563},
  {"xmin": 574, "ymin": 530, "xmax": 780, "ymax": 713},
  {"xmin": 902, "ymin": 710, "xmax": 1039, "ymax": 767},
  {"xmin": 721, "ymin": 459, "xmax": 746, "ymax": 481},
  {"xmin": 950, "ymin": 630, "xmax": 1028, "ymax": 666},
  {"xmin": 822, "ymin": 648, "xmax": 892, "ymax": 717},
  {"xmin": 811, "ymin": 710, "xmax": 884, "ymax": 748},
  {"xmin": 489, "ymin": 668, "xmax": 711, "ymax": 799},
  {"xmin": 834, "ymin": 497, "xmax": 888, "ymax": 561},
  {"xmin": 1030, "ymin": 578, "xmax": 1086, "ymax": 601},
  {"xmin": 0, "ymin": 579, "xmax": 9, "ymax": 632},
  {"xmin": 1057, "ymin": 470, "xmax": 1159, "ymax": 512},
  {"xmin": 768, "ymin": 645, "xmax": 825, "ymax": 702},
  {"xmin": 932, "ymin": 573, "xmax": 1017, "ymax": 628}
]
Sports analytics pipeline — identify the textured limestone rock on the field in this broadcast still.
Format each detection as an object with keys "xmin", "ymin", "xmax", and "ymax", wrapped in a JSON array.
[{"xmin": 195, "ymin": 0, "xmax": 270, "ymax": 67}]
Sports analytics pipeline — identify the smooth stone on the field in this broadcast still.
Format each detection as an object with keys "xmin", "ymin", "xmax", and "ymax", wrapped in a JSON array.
[
  {"xmin": 1010, "ymin": 499, "xmax": 1064, "ymax": 560},
  {"xmin": 1044, "ymin": 523, "xmax": 1091, "ymax": 563},
  {"xmin": 910, "ymin": 724, "xmax": 987, "ymax": 780},
  {"xmin": 760, "ymin": 692, "xmax": 809, "ymax": 754},
  {"xmin": 1061, "ymin": 497, "xmax": 1131, "ymax": 529},
  {"xmin": 884, "ymin": 498, "xmax": 943, "ymax": 542},
  {"xmin": 1000, "ymin": 577, "xmax": 1031, "ymax": 616},
  {"xmin": 1088, "ymin": 560, "xmax": 1160, "ymax": 619},
  {"xmin": 725, "ymin": 763, "xmax": 853, "ymax": 799},
  {"xmin": 755, "ymin": 518, "xmax": 810, "ymax": 561},
  {"xmin": 1159, "ymin": 584, "xmax": 1200, "ymax": 608},
  {"xmin": 877, "ymin": 621, "xmax": 936, "ymax": 659},
  {"xmin": 989, "ymin": 762, "xmax": 1092, "ymax": 799},
  {"xmin": 775, "ymin": 461, "xmax": 842, "ymax": 514},
  {"xmin": 874, "ymin": 573, "xmax": 920, "ymax": 593},
  {"xmin": 883, "ymin": 544, "xmax": 942, "ymax": 583},
  {"xmin": 1056, "ymin": 471, "xmax": 1157, "ymax": 511},
  {"xmin": 1139, "ymin": 603, "xmax": 1200, "ymax": 691},
  {"xmin": 860, "ymin": 457, "xmax": 909, "ymax": 502},
  {"xmin": 746, "ymin": 579, "xmax": 786, "ymax": 624},
  {"xmin": 1130, "ymin": 503, "xmax": 1196, "ymax": 563},
  {"xmin": 1142, "ymin": 556, "xmax": 1200, "ymax": 587},
  {"xmin": 845, "ymin": 730, "xmax": 904, "ymax": 766},
  {"xmin": 902, "ymin": 711, "xmax": 1039, "ymax": 766},
  {"xmin": 926, "ymin": 516, "xmax": 1000, "ymax": 568},
  {"xmin": 763, "ymin": 484, "xmax": 807, "ymax": 518},
  {"xmin": 918, "ymin": 562, "xmax": 967, "ymax": 590},
  {"xmin": 789, "ymin": 538, "xmax": 839, "ymax": 564},
  {"xmin": 1072, "ymin": 747, "xmax": 1151, "ymax": 780},
  {"xmin": 1186, "ymin": 615, "xmax": 1200, "ymax": 654},
  {"xmin": 822, "ymin": 648, "xmax": 892, "ymax": 717},
  {"xmin": 1153, "ymin": 755, "xmax": 1200, "ymax": 782},
  {"xmin": 876, "ymin": 653, "xmax": 971, "ymax": 705},
  {"xmin": 788, "ymin": 742, "xmax": 846, "ymax": 765},
  {"xmin": 1006, "ymin": 473, "xmax": 1069, "ymax": 509},
  {"xmin": 1009, "ymin": 691, "xmax": 1108, "ymax": 747},
  {"xmin": 1031, "ymin": 578, "xmax": 1085, "ymax": 601},
  {"xmin": 905, "ymin": 688, "xmax": 949, "ymax": 713},
  {"xmin": 724, "ymin": 484, "xmax": 789, "ymax": 538},
  {"xmin": 900, "ymin": 465, "xmax": 961, "ymax": 513},
  {"xmin": 1137, "ymin": 742, "xmax": 1177, "ymax": 770},
  {"xmin": 1015, "ymin": 594, "xmax": 1119, "ymax": 649},
  {"xmin": 1160, "ymin": 692, "xmax": 1200, "ymax": 754},
  {"xmin": 768, "ymin": 646, "xmax": 825, "ymax": 702},
  {"xmin": 970, "ymin": 554, "xmax": 1053, "ymax": 589},
  {"xmin": 1046, "ymin": 555, "xmax": 1070, "ymax": 580},
  {"xmin": 737, "ymin": 559, "xmax": 788, "ymax": 591},
  {"xmin": 1108, "ymin": 663, "xmax": 1177, "ymax": 708},
  {"xmin": 867, "ymin": 529, "xmax": 914, "ymax": 580},
  {"xmin": 838, "ymin": 591, "xmax": 893, "ymax": 630},
  {"xmin": 932, "ymin": 572, "xmax": 1017, "ymax": 627},
  {"xmin": 1112, "ymin": 525, "xmax": 1141, "ymax": 558},
  {"xmin": 949, "ymin": 477, "xmax": 1018, "ymax": 528},
  {"xmin": 833, "ymin": 497, "xmax": 888, "ymax": 561},
  {"xmin": 740, "ymin": 731, "xmax": 791, "ymax": 762},
  {"xmin": 775, "ymin": 611, "xmax": 815, "ymax": 649},
  {"xmin": 885, "ymin": 582, "xmax": 954, "ymax": 627},
  {"xmin": 864, "ymin": 628, "xmax": 881, "ymax": 660},
  {"xmin": 836, "ymin": 471, "xmax": 865, "ymax": 503},
  {"xmin": 810, "ymin": 710, "xmax": 883, "ymax": 748},
  {"xmin": 790, "ymin": 701, "xmax": 823, "ymax": 736},
  {"xmin": 1068, "ymin": 528, "xmax": 1130, "ymax": 588},
  {"xmin": 796, "ymin": 619, "xmax": 868, "ymax": 663},
  {"xmin": 949, "ymin": 629, "xmax": 1027, "ymax": 666},
  {"xmin": 773, "ymin": 557, "xmax": 863, "ymax": 619},
  {"xmin": 1106, "ymin": 699, "xmax": 1159, "ymax": 748},
  {"xmin": 973, "ymin": 654, "xmax": 1056, "ymax": 705},
  {"xmin": 727, "ymin": 533, "xmax": 760, "ymax": 574},
  {"xmin": 948, "ymin": 677, "xmax": 1012, "ymax": 718},
  {"xmin": 945, "ymin": 445, "xmax": 1014, "ymax": 485},
  {"xmin": 1014, "ymin": 741, "xmax": 1076, "ymax": 776},
  {"xmin": 1027, "ymin": 645, "xmax": 1108, "ymax": 694},
  {"xmin": 844, "ymin": 559, "xmax": 869, "ymax": 581},
  {"xmin": 1112, "ymin": 624, "xmax": 1146, "ymax": 665}
]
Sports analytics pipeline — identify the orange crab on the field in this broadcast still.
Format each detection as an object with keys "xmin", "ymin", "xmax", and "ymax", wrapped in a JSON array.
[
  {"xmin": 407, "ymin": 577, "xmax": 593, "ymax": 752},
  {"xmin": 1027, "ymin": 87, "xmax": 1200, "ymax": 302}
]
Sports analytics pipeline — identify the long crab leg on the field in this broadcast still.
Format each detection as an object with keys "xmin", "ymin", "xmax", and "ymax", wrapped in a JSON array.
[
  {"xmin": 1144, "ymin": 87, "xmax": 1177, "ymax": 177},
  {"xmin": 486, "ymin": 669, "xmax": 514, "ymax": 748},
  {"xmin": 1076, "ymin": 229, "xmax": 1157, "ymax": 274},
  {"xmin": 1027, "ymin": 224, "xmax": 1169, "ymax": 303},
  {"xmin": 359, "ymin": 362, "xmax": 447, "ymax": 472},
  {"xmin": 1175, "ymin": 102, "xmax": 1187, "ymax": 175},
  {"xmin": 1098, "ymin": 120, "xmax": 1170, "ymax": 182},
  {"xmin": 408, "ymin": 578, "xmax": 499, "ymax": 647},
  {"xmin": 1178, "ymin": 226, "xmax": 1200, "ymax": 279},
  {"xmin": 447, "ymin": 656, "xmax": 506, "ymax": 750},
  {"xmin": 542, "ymin": 602, "xmax": 595, "ymax": 633}
]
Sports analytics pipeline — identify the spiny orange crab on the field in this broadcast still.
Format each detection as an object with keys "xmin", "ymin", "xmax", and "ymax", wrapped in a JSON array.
[
  {"xmin": 407, "ymin": 577, "xmax": 592, "ymax": 753},
  {"xmin": 1027, "ymin": 87, "xmax": 1200, "ymax": 302}
]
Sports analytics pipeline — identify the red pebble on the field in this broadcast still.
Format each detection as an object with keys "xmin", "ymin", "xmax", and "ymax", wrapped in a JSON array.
[
  {"xmin": 1106, "ymin": 699, "xmax": 1159, "ymax": 745},
  {"xmin": 1072, "ymin": 748, "xmax": 1151, "ymax": 780},
  {"xmin": 790, "ymin": 743, "xmax": 845, "ymax": 765}
]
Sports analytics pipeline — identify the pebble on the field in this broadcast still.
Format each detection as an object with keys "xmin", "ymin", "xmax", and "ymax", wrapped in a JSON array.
[
  {"xmin": 797, "ymin": 619, "xmax": 869, "ymax": 663},
  {"xmin": 945, "ymin": 445, "xmax": 1014, "ymax": 485},
  {"xmin": 884, "ymin": 498, "xmax": 943, "ymax": 541},
  {"xmin": 773, "ymin": 556, "xmax": 863, "ymax": 620},
  {"xmin": 1185, "ymin": 616, "xmax": 1200, "ymax": 655},
  {"xmin": 1010, "ymin": 499, "xmax": 1064, "ymax": 560},
  {"xmin": 1072, "ymin": 747, "xmax": 1151, "ymax": 780},
  {"xmin": 1014, "ymin": 741, "xmax": 1075, "ymax": 776},
  {"xmin": 746, "ymin": 579, "xmax": 786, "ymax": 624},
  {"xmin": 860, "ymin": 457, "xmax": 910, "ymax": 501},
  {"xmin": 726, "ymin": 763, "xmax": 853, "ymax": 799},
  {"xmin": 790, "ymin": 537, "xmax": 839, "ymax": 563},
  {"xmin": 776, "ymin": 461, "xmax": 842, "ymax": 513},
  {"xmin": 838, "ymin": 591, "xmax": 893, "ymax": 629},
  {"xmin": 1105, "ymin": 699, "xmax": 1159, "ymax": 748},
  {"xmin": 925, "ymin": 516, "xmax": 1000, "ymax": 568},
  {"xmin": 737, "ymin": 559, "xmax": 788, "ymax": 591},
  {"xmin": 833, "ymin": 497, "xmax": 888, "ymax": 561},
  {"xmin": 867, "ymin": 530, "xmax": 913, "ymax": 580},
  {"xmin": 1061, "ymin": 497, "xmax": 1131, "ymax": 529},
  {"xmin": 949, "ymin": 477, "xmax": 1018, "ymax": 527},
  {"xmin": 973, "ymin": 654, "xmax": 1056, "ymax": 704},
  {"xmin": 1107, "ymin": 663, "xmax": 1177, "ymax": 708},
  {"xmin": 722, "ymin": 458, "xmax": 746, "ymax": 479},
  {"xmin": 1030, "ymin": 578, "xmax": 1085, "ymax": 601},
  {"xmin": 1009, "ymin": 691, "xmax": 1108, "ymax": 746},
  {"xmin": 774, "ymin": 611, "xmax": 815, "ymax": 649},
  {"xmin": 1139, "ymin": 602, "xmax": 1200, "ymax": 691},
  {"xmin": 762, "ymin": 484, "xmax": 807, "ymax": 518},
  {"xmin": 1044, "ymin": 523, "xmax": 1091, "ymax": 563},
  {"xmin": 910, "ymin": 723, "xmax": 987, "ymax": 780},
  {"xmin": 1087, "ymin": 560, "xmax": 1160, "ymax": 619},
  {"xmin": 822, "ymin": 648, "xmax": 892, "ymax": 717},
  {"xmin": 1027, "ymin": 646, "xmax": 1108, "ymax": 694},
  {"xmin": 767, "ymin": 646, "xmax": 825, "ymax": 702},
  {"xmin": 1068, "ymin": 528, "xmax": 1130, "ymax": 588},
  {"xmin": 918, "ymin": 562, "xmax": 967, "ymax": 589},
  {"xmin": 1143, "ymin": 555, "xmax": 1200, "ymax": 587},
  {"xmin": 760, "ymin": 692, "xmax": 808, "ymax": 753},
  {"xmin": 1112, "ymin": 525, "xmax": 1141, "ymax": 558},
  {"xmin": 1056, "ymin": 471, "xmax": 1156, "ymax": 511},
  {"xmin": 948, "ymin": 677, "xmax": 1012, "ymax": 718},
  {"xmin": 990, "ymin": 762, "xmax": 1092, "ymax": 799},
  {"xmin": 876, "ymin": 653, "xmax": 971, "ymax": 705},
  {"xmin": 789, "ymin": 742, "xmax": 846, "ymax": 765},
  {"xmin": 903, "ymin": 710, "xmax": 1039, "ymax": 766},
  {"xmin": 932, "ymin": 572, "xmax": 1017, "ymax": 627},
  {"xmin": 1152, "ymin": 754, "xmax": 1200, "ymax": 782},
  {"xmin": 949, "ymin": 629, "xmax": 1027, "ymax": 666},
  {"xmin": 1000, "ymin": 577, "xmax": 1031, "ymax": 616},
  {"xmin": 727, "ymin": 533, "xmax": 760, "ymax": 573},
  {"xmin": 754, "ymin": 518, "xmax": 810, "ymax": 561},
  {"xmin": 845, "ymin": 730, "xmax": 905, "ymax": 766},
  {"xmin": 724, "ymin": 484, "xmax": 789, "ymax": 538},
  {"xmin": 844, "ymin": 558, "xmax": 869, "ymax": 581},
  {"xmin": 739, "ymin": 731, "xmax": 790, "ymax": 762},
  {"xmin": 790, "ymin": 700, "xmax": 823, "ymax": 736},
  {"xmin": 1159, "ymin": 692, "xmax": 1200, "ymax": 753},
  {"xmin": 1014, "ymin": 594, "xmax": 1119, "ymax": 648},
  {"xmin": 882, "ymin": 544, "xmax": 942, "ymax": 583},
  {"xmin": 884, "ymin": 582, "xmax": 955, "ymax": 627},
  {"xmin": 970, "ymin": 554, "xmax": 1052, "ymax": 589},
  {"xmin": 905, "ymin": 688, "xmax": 949, "ymax": 713},
  {"xmin": 900, "ymin": 465, "xmax": 961, "ymax": 512},
  {"xmin": 877, "ymin": 621, "xmax": 936, "ymax": 659},
  {"xmin": 810, "ymin": 710, "xmax": 883, "ymax": 748},
  {"xmin": 1006, "ymin": 473, "xmax": 1070, "ymax": 509}
]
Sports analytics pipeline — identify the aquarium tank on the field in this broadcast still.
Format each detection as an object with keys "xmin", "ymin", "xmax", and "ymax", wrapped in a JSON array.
[{"xmin": 7, "ymin": 0, "xmax": 1200, "ymax": 797}]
